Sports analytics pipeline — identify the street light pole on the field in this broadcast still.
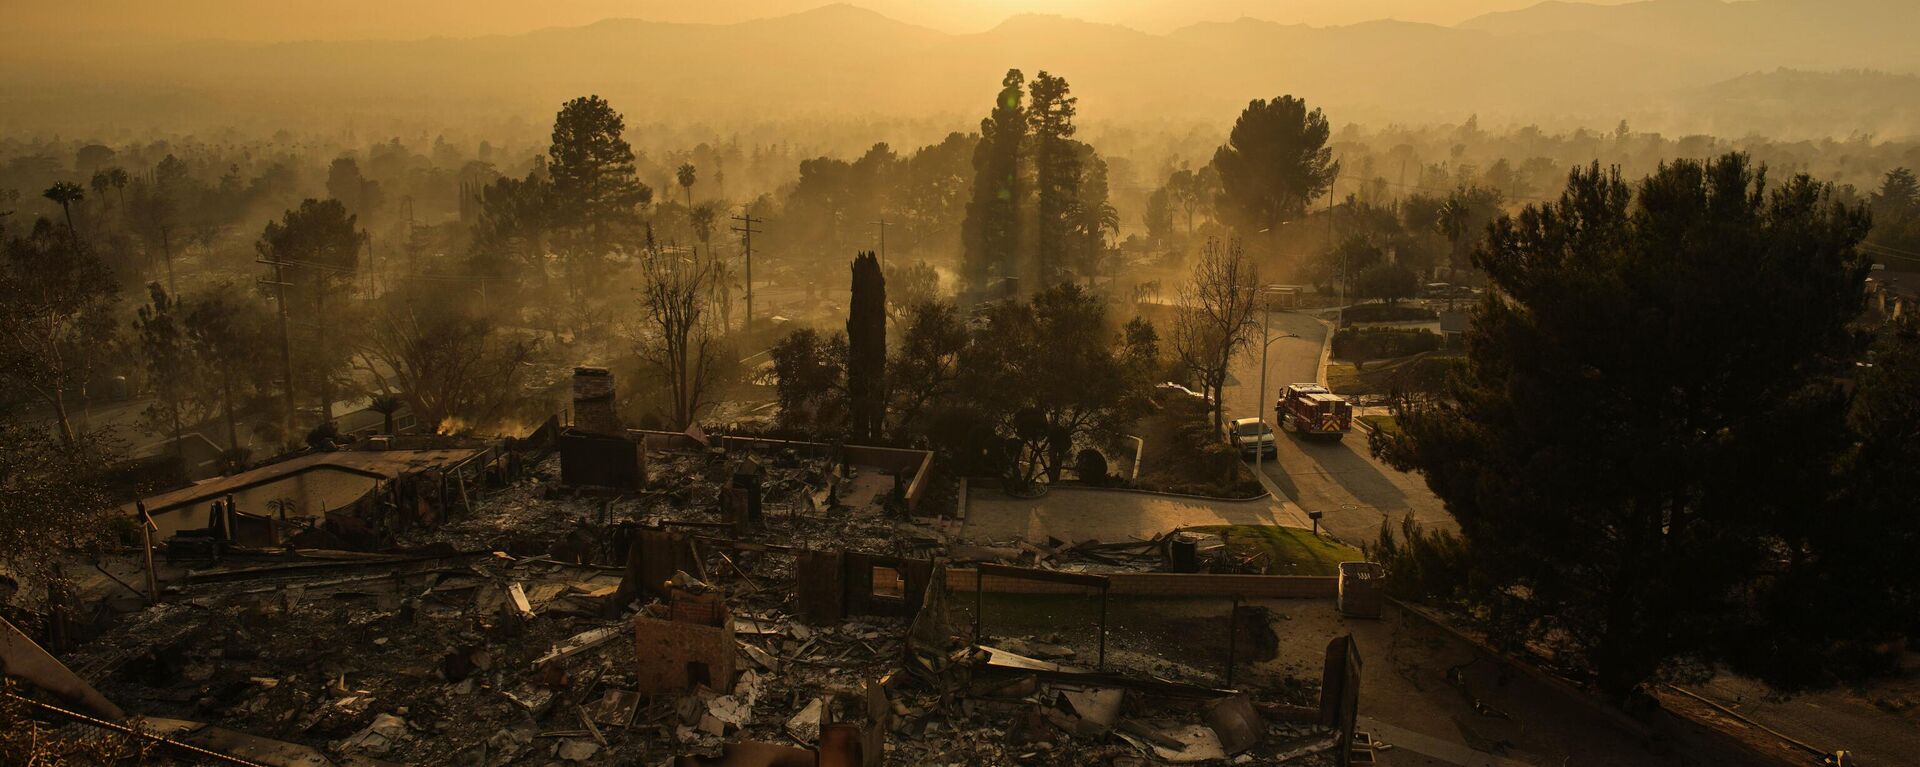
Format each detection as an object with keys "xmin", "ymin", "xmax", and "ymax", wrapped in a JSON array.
[
  {"xmin": 1244, "ymin": 287, "xmax": 1298, "ymax": 477},
  {"xmin": 1331, "ymin": 169, "xmax": 1345, "ymax": 329},
  {"xmin": 1256, "ymin": 289, "xmax": 1271, "ymax": 477}
]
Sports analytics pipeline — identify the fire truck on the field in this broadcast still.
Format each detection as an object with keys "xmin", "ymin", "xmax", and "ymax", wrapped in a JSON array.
[{"xmin": 1276, "ymin": 383, "xmax": 1353, "ymax": 440}]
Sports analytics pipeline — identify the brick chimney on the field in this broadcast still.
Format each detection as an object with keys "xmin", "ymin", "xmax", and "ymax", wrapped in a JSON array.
[{"xmin": 572, "ymin": 367, "xmax": 622, "ymax": 436}]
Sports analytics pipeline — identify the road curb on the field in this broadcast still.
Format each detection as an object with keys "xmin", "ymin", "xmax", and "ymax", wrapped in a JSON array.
[
  {"xmin": 1042, "ymin": 483, "xmax": 1271, "ymax": 504},
  {"xmin": 1314, "ymin": 316, "xmax": 1336, "ymax": 386}
]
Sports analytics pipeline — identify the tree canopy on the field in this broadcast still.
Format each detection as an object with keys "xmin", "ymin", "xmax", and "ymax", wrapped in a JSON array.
[
  {"xmin": 1376, "ymin": 154, "xmax": 1879, "ymax": 697},
  {"xmin": 1211, "ymin": 96, "xmax": 1339, "ymax": 243}
]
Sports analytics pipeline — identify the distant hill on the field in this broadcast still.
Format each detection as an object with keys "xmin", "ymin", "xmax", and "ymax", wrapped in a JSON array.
[
  {"xmin": 1679, "ymin": 69, "xmax": 1920, "ymax": 140},
  {"xmin": 1460, "ymin": 0, "xmax": 1920, "ymax": 74},
  {"xmin": 1, "ymin": 0, "xmax": 1915, "ymax": 137}
]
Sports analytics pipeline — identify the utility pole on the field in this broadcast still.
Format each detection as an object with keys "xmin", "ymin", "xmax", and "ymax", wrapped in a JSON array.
[
  {"xmin": 257, "ymin": 255, "xmax": 296, "ymax": 441},
  {"xmin": 872, "ymin": 217, "xmax": 890, "ymax": 268},
  {"xmin": 1246, "ymin": 287, "xmax": 1296, "ymax": 478},
  {"xmin": 1331, "ymin": 170, "xmax": 1345, "ymax": 329},
  {"xmin": 1255, "ymin": 288, "xmax": 1271, "ymax": 478},
  {"xmin": 731, "ymin": 211, "xmax": 763, "ymax": 332}
]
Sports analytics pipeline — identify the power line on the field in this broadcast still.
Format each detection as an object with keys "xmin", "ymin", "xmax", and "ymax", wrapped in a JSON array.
[
  {"xmin": 254, "ymin": 257, "xmax": 296, "ymax": 437},
  {"xmin": 1863, "ymin": 242, "xmax": 1920, "ymax": 260},
  {"xmin": 731, "ymin": 211, "xmax": 764, "ymax": 332}
]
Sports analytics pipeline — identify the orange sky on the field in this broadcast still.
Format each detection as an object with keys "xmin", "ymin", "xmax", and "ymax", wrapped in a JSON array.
[{"xmin": 1, "ymin": 0, "xmax": 1643, "ymax": 49}]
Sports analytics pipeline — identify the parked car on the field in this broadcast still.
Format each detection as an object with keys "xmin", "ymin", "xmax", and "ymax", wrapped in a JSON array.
[{"xmin": 1228, "ymin": 417, "xmax": 1277, "ymax": 456}]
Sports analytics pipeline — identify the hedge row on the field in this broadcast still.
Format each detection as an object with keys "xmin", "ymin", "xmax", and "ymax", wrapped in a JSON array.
[{"xmin": 1332, "ymin": 327, "xmax": 1442, "ymax": 361}]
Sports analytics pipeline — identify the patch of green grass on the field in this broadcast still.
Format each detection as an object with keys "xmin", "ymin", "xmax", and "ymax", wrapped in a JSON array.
[
  {"xmin": 1192, "ymin": 524, "xmax": 1364, "ymax": 576},
  {"xmin": 1325, "ymin": 363, "xmax": 1360, "ymax": 394},
  {"xmin": 1358, "ymin": 414, "xmax": 1402, "ymax": 438},
  {"xmin": 1328, "ymin": 353, "xmax": 1463, "ymax": 396}
]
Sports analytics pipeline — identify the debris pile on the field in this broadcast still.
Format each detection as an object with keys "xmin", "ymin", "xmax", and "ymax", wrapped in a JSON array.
[{"xmin": 27, "ymin": 435, "xmax": 1359, "ymax": 765}]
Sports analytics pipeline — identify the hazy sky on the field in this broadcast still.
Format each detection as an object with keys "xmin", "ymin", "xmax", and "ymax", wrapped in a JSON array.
[{"xmin": 3, "ymin": 0, "xmax": 1644, "ymax": 48}]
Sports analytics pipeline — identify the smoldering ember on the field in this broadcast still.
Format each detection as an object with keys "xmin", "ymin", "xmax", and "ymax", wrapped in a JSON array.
[{"xmin": 2, "ymin": 2, "xmax": 1920, "ymax": 766}]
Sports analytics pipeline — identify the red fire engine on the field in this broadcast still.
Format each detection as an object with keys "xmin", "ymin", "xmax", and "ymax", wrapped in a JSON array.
[{"xmin": 1276, "ymin": 383, "xmax": 1353, "ymax": 440}]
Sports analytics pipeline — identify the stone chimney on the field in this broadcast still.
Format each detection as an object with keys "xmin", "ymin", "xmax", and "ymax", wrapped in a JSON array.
[{"xmin": 572, "ymin": 367, "xmax": 622, "ymax": 436}]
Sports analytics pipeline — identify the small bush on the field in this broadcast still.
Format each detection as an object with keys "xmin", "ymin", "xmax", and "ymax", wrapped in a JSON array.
[
  {"xmin": 1074, "ymin": 448, "xmax": 1110, "ymax": 485},
  {"xmin": 1342, "ymin": 303, "xmax": 1438, "ymax": 324},
  {"xmin": 1373, "ymin": 515, "xmax": 1473, "ymax": 602},
  {"xmin": 1333, "ymin": 327, "xmax": 1441, "ymax": 361}
]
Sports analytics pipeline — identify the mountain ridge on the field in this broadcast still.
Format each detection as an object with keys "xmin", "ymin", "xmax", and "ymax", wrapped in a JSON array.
[{"xmin": 1, "ymin": 0, "xmax": 1913, "ymax": 138}]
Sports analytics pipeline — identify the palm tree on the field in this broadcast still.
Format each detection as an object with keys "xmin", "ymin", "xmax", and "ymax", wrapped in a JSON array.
[
  {"xmin": 43, "ymin": 181, "xmax": 85, "ymax": 242},
  {"xmin": 689, "ymin": 204, "xmax": 716, "ymax": 256},
  {"xmin": 675, "ymin": 163, "xmax": 697, "ymax": 209},
  {"xmin": 107, "ymin": 167, "xmax": 130, "ymax": 211},
  {"xmin": 89, "ymin": 172, "xmax": 113, "ymax": 235},
  {"xmin": 369, "ymin": 394, "xmax": 403, "ymax": 436},
  {"xmin": 89, "ymin": 171, "xmax": 112, "ymax": 206}
]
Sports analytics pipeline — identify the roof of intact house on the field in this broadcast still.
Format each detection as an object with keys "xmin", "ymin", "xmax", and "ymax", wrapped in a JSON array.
[{"xmin": 127, "ymin": 448, "xmax": 487, "ymax": 516}]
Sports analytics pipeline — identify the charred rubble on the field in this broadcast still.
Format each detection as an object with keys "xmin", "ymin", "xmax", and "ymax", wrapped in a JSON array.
[{"xmin": 4, "ymin": 369, "xmax": 1373, "ymax": 766}]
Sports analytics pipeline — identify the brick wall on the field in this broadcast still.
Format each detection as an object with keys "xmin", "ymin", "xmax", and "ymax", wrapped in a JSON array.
[
  {"xmin": 943, "ymin": 569, "xmax": 1337, "ymax": 599},
  {"xmin": 633, "ymin": 609, "xmax": 737, "ymax": 694},
  {"xmin": 571, "ymin": 367, "xmax": 623, "ymax": 436}
]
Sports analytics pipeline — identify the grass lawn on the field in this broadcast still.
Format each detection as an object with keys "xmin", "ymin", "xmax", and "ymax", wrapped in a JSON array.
[
  {"xmin": 1326, "ymin": 362, "xmax": 1361, "ymax": 393},
  {"xmin": 1327, "ymin": 353, "xmax": 1462, "ymax": 396},
  {"xmin": 1191, "ymin": 524, "xmax": 1364, "ymax": 576},
  {"xmin": 1358, "ymin": 413, "xmax": 1402, "ymax": 438}
]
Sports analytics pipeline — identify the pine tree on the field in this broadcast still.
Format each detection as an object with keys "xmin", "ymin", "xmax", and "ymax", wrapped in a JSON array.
[
  {"xmin": 962, "ymin": 70, "xmax": 1026, "ymax": 297},
  {"xmin": 1027, "ymin": 72, "xmax": 1080, "ymax": 287},
  {"xmin": 1211, "ymin": 96, "xmax": 1339, "ymax": 249},
  {"xmin": 1377, "ymin": 155, "xmax": 1873, "ymax": 698},
  {"xmin": 846, "ymin": 252, "xmax": 887, "ymax": 443},
  {"xmin": 548, "ymin": 96, "xmax": 652, "ymax": 291}
]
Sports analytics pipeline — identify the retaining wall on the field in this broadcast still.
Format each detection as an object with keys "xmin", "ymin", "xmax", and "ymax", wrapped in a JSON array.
[{"xmin": 945, "ymin": 569, "xmax": 1337, "ymax": 599}]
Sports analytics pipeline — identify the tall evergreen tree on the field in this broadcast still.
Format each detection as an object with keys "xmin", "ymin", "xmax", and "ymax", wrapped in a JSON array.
[
  {"xmin": 846, "ymin": 252, "xmax": 887, "ymax": 443},
  {"xmin": 1027, "ymin": 71, "xmax": 1080, "ymax": 287},
  {"xmin": 1376, "ymin": 155, "xmax": 1872, "ymax": 698},
  {"xmin": 1211, "ymin": 96, "xmax": 1339, "ymax": 249},
  {"xmin": 962, "ymin": 70, "xmax": 1026, "ymax": 297},
  {"xmin": 548, "ymin": 96, "xmax": 652, "ymax": 290},
  {"xmin": 0, "ymin": 220, "xmax": 118, "ymax": 446},
  {"xmin": 257, "ymin": 198, "xmax": 362, "ymax": 426},
  {"xmin": 1868, "ymin": 167, "xmax": 1920, "ymax": 253},
  {"xmin": 1067, "ymin": 143, "xmax": 1118, "ymax": 285},
  {"xmin": 185, "ymin": 281, "xmax": 271, "ymax": 455},
  {"xmin": 134, "ymin": 283, "xmax": 193, "ymax": 463}
]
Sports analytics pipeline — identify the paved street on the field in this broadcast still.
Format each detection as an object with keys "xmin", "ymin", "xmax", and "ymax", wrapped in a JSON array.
[{"xmin": 1224, "ymin": 310, "xmax": 1459, "ymax": 545}]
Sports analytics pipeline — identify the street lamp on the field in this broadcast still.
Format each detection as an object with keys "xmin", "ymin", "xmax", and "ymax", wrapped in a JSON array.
[
  {"xmin": 1248, "ymin": 285, "xmax": 1300, "ymax": 477},
  {"xmin": 1329, "ymin": 168, "xmax": 1347, "ymax": 330}
]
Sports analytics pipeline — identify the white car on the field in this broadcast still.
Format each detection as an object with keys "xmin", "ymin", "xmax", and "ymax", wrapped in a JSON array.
[{"xmin": 1228, "ymin": 417, "xmax": 1276, "ymax": 457}]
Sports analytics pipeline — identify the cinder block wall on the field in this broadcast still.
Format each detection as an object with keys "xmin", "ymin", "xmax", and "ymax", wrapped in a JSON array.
[{"xmin": 943, "ymin": 570, "xmax": 1338, "ymax": 599}]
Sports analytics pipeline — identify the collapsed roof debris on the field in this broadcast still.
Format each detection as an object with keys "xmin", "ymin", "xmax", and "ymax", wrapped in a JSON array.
[{"xmin": 6, "ymin": 396, "xmax": 1372, "ymax": 765}]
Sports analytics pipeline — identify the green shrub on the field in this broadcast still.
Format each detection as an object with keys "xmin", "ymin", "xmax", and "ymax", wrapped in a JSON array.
[
  {"xmin": 1333, "ymin": 327, "xmax": 1441, "ymax": 361},
  {"xmin": 1373, "ymin": 515, "xmax": 1473, "ymax": 602},
  {"xmin": 1074, "ymin": 448, "xmax": 1110, "ymax": 485},
  {"xmin": 1342, "ymin": 303, "xmax": 1438, "ymax": 324}
]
